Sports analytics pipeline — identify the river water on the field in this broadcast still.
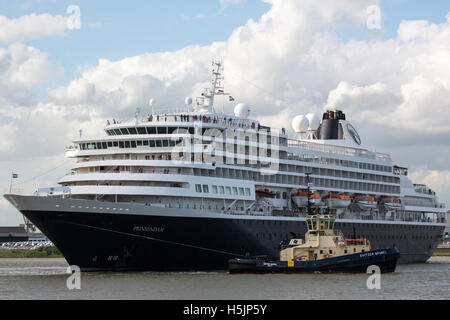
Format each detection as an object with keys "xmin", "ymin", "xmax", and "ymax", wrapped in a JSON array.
[{"xmin": 0, "ymin": 257, "xmax": 448, "ymax": 300}]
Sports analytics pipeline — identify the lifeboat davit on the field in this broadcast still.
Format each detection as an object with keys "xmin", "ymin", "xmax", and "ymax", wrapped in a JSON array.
[
  {"xmin": 292, "ymin": 190, "xmax": 321, "ymax": 208},
  {"xmin": 379, "ymin": 197, "xmax": 402, "ymax": 210},
  {"xmin": 323, "ymin": 192, "xmax": 351, "ymax": 209},
  {"xmin": 256, "ymin": 189, "xmax": 276, "ymax": 198},
  {"xmin": 353, "ymin": 195, "xmax": 378, "ymax": 210}
]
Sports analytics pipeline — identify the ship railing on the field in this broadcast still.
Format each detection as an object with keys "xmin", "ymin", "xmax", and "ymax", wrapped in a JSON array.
[
  {"xmin": 287, "ymin": 139, "xmax": 392, "ymax": 162},
  {"xmin": 34, "ymin": 187, "xmax": 71, "ymax": 197},
  {"xmin": 105, "ymin": 113, "xmax": 290, "ymax": 136},
  {"xmin": 340, "ymin": 212, "xmax": 446, "ymax": 224},
  {"xmin": 224, "ymin": 209, "xmax": 272, "ymax": 217},
  {"xmin": 5, "ymin": 187, "xmax": 25, "ymax": 195},
  {"xmin": 65, "ymin": 145, "xmax": 78, "ymax": 151}
]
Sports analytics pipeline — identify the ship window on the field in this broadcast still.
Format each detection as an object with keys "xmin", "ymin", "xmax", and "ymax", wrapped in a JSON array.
[
  {"xmin": 344, "ymin": 250, "xmax": 348, "ymax": 254},
  {"xmin": 169, "ymin": 140, "xmax": 176, "ymax": 147},
  {"xmin": 96, "ymin": 142, "xmax": 102, "ymax": 149},
  {"xmin": 245, "ymin": 188, "xmax": 251, "ymax": 196},
  {"xmin": 219, "ymin": 186, "xmax": 225, "ymax": 194},
  {"xmin": 239, "ymin": 188, "xmax": 244, "ymax": 196},
  {"xmin": 113, "ymin": 141, "xmax": 118, "ymax": 147},
  {"xmin": 233, "ymin": 187, "xmax": 238, "ymax": 195},
  {"xmin": 156, "ymin": 140, "xmax": 162, "ymax": 148},
  {"xmin": 226, "ymin": 187, "xmax": 232, "ymax": 195},
  {"xmin": 128, "ymin": 128, "xmax": 138, "ymax": 135},
  {"xmin": 102, "ymin": 142, "xmax": 107, "ymax": 149},
  {"xmin": 137, "ymin": 127, "xmax": 146, "ymax": 134},
  {"xmin": 147, "ymin": 127, "xmax": 156, "ymax": 135},
  {"xmin": 143, "ymin": 140, "xmax": 149, "ymax": 146},
  {"xmin": 203, "ymin": 185, "xmax": 209, "ymax": 193},
  {"xmin": 107, "ymin": 142, "xmax": 113, "ymax": 147},
  {"xmin": 120, "ymin": 128, "xmax": 129, "ymax": 135},
  {"xmin": 195, "ymin": 184, "xmax": 202, "ymax": 193},
  {"xmin": 163, "ymin": 140, "xmax": 169, "ymax": 147},
  {"xmin": 212, "ymin": 186, "xmax": 218, "ymax": 194},
  {"xmin": 150, "ymin": 140, "xmax": 155, "ymax": 147},
  {"xmin": 157, "ymin": 127, "xmax": 167, "ymax": 134},
  {"xmin": 168, "ymin": 127, "xmax": 178, "ymax": 134},
  {"xmin": 137, "ymin": 141, "xmax": 142, "ymax": 146},
  {"xmin": 125, "ymin": 141, "xmax": 130, "ymax": 148},
  {"xmin": 131, "ymin": 141, "xmax": 136, "ymax": 148},
  {"xmin": 114, "ymin": 129, "xmax": 122, "ymax": 135}
]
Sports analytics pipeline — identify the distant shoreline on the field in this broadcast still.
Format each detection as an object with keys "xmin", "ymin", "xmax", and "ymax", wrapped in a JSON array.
[{"xmin": 0, "ymin": 247, "xmax": 63, "ymax": 258}]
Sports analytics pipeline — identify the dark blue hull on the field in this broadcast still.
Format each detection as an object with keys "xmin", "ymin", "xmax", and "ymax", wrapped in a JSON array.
[
  {"xmin": 228, "ymin": 248, "xmax": 401, "ymax": 274},
  {"xmin": 15, "ymin": 206, "xmax": 440, "ymax": 271}
]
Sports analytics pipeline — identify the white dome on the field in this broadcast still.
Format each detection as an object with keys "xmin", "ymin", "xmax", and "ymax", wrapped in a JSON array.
[
  {"xmin": 185, "ymin": 97, "xmax": 193, "ymax": 105},
  {"xmin": 292, "ymin": 115, "xmax": 309, "ymax": 133},
  {"xmin": 234, "ymin": 103, "xmax": 251, "ymax": 118},
  {"xmin": 306, "ymin": 113, "xmax": 321, "ymax": 131},
  {"xmin": 149, "ymin": 98, "xmax": 156, "ymax": 108}
]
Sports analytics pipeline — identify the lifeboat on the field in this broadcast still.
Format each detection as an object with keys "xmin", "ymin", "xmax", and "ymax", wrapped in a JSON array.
[
  {"xmin": 323, "ymin": 192, "xmax": 351, "ymax": 209},
  {"xmin": 292, "ymin": 190, "xmax": 321, "ymax": 207},
  {"xmin": 353, "ymin": 195, "xmax": 378, "ymax": 210},
  {"xmin": 256, "ymin": 189, "xmax": 276, "ymax": 198},
  {"xmin": 345, "ymin": 238, "xmax": 366, "ymax": 244},
  {"xmin": 379, "ymin": 197, "xmax": 402, "ymax": 210}
]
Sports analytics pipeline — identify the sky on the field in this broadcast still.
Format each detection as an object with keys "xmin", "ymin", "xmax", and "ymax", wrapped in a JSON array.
[{"xmin": 1, "ymin": 0, "xmax": 450, "ymax": 225}]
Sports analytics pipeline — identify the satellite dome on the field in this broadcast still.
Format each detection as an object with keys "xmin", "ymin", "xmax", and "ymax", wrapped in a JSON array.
[
  {"xmin": 292, "ymin": 115, "xmax": 309, "ymax": 133},
  {"xmin": 185, "ymin": 97, "xmax": 193, "ymax": 105},
  {"xmin": 234, "ymin": 103, "xmax": 251, "ymax": 118},
  {"xmin": 306, "ymin": 113, "xmax": 320, "ymax": 131}
]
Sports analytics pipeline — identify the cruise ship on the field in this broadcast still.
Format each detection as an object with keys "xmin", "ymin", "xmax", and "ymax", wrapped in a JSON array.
[{"xmin": 4, "ymin": 61, "xmax": 447, "ymax": 271}]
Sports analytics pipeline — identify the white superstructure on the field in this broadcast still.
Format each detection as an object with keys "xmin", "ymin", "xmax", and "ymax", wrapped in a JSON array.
[{"xmin": 53, "ymin": 61, "xmax": 446, "ymax": 225}]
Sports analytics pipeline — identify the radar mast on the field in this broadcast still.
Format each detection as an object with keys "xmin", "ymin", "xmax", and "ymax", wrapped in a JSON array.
[{"xmin": 196, "ymin": 59, "xmax": 229, "ymax": 113}]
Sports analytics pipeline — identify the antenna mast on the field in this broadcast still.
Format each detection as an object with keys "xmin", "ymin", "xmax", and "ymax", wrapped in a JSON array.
[{"xmin": 196, "ymin": 59, "xmax": 229, "ymax": 113}]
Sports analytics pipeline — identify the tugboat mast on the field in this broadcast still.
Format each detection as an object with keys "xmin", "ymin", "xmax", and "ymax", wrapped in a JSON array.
[{"xmin": 306, "ymin": 172, "xmax": 313, "ymax": 216}]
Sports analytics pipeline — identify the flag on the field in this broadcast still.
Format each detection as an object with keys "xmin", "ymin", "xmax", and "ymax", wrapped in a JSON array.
[
  {"xmin": 12, "ymin": 173, "xmax": 18, "ymax": 179},
  {"xmin": 229, "ymin": 96, "xmax": 235, "ymax": 102}
]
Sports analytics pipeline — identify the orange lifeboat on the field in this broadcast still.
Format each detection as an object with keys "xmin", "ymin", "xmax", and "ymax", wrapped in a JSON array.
[
  {"xmin": 345, "ymin": 238, "xmax": 366, "ymax": 244},
  {"xmin": 292, "ymin": 190, "xmax": 321, "ymax": 207},
  {"xmin": 323, "ymin": 192, "xmax": 351, "ymax": 209},
  {"xmin": 379, "ymin": 197, "xmax": 402, "ymax": 210},
  {"xmin": 353, "ymin": 195, "xmax": 378, "ymax": 209},
  {"xmin": 256, "ymin": 189, "xmax": 276, "ymax": 198}
]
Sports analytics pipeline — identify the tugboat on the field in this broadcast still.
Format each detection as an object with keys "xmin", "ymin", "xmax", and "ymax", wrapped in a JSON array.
[{"xmin": 228, "ymin": 213, "xmax": 400, "ymax": 274}]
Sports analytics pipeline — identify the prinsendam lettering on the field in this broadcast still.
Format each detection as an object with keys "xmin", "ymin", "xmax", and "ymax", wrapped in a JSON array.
[{"xmin": 133, "ymin": 226, "xmax": 165, "ymax": 233}]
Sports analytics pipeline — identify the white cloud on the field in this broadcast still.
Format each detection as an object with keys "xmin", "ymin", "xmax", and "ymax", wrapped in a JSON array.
[
  {"xmin": 0, "ymin": 13, "xmax": 67, "ymax": 43},
  {"xmin": 0, "ymin": 42, "xmax": 62, "ymax": 107},
  {"xmin": 3, "ymin": 1, "xmax": 450, "ymax": 224}
]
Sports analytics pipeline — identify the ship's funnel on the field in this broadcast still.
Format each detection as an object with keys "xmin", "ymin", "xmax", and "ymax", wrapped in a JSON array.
[{"xmin": 320, "ymin": 110, "xmax": 346, "ymax": 140}]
